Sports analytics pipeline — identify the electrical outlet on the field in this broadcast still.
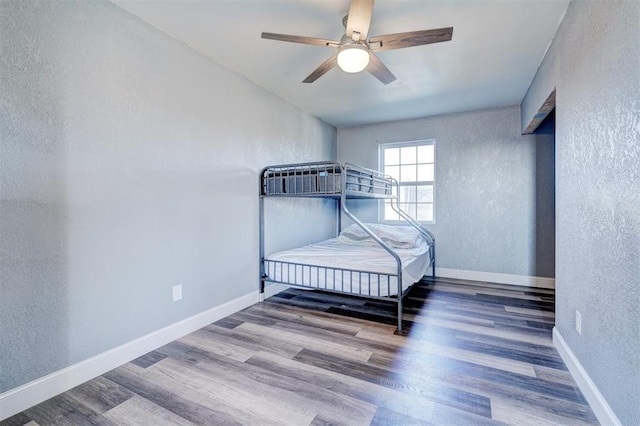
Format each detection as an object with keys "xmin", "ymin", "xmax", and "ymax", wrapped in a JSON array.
[
  {"xmin": 575, "ymin": 310, "xmax": 582, "ymax": 335},
  {"xmin": 173, "ymin": 284, "xmax": 182, "ymax": 302}
]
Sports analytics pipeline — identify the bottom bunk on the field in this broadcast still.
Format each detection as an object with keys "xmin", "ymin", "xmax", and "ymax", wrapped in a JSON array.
[{"xmin": 261, "ymin": 223, "xmax": 434, "ymax": 331}]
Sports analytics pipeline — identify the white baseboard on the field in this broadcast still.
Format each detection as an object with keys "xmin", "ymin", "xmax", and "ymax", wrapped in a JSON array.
[
  {"xmin": 553, "ymin": 328, "xmax": 621, "ymax": 426},
  {"xmin": 435, "ymin": 267, "xmax": 555, "ymax": 289},
  {"xmin": 0, "ymin": 291, "xmax": 260, "ymax": 421}
]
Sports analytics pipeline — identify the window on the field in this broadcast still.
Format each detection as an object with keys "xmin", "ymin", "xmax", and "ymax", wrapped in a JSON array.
[{"xmin": 379, "ymin": 140, "xmax": 435, "ymax": 223}]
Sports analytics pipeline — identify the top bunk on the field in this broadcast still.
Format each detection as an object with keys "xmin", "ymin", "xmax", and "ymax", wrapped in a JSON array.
[{"xmin": 260, "ymin": 161, "xmax": 394, "ymax": 199}]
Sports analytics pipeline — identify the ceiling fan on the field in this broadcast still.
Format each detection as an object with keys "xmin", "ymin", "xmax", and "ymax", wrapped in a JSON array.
[{"xmin": 261, "ymin": 0, "xmax": 453, "ymax": 85}]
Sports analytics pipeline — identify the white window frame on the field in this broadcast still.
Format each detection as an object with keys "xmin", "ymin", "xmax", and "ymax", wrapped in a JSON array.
[{"xmin": 378, "ymin": 139, "xmax": 436, "ymax": 224}]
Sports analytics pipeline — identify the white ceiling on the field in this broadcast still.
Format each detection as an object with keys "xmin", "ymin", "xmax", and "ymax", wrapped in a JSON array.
[{"xmin": 113, "ymin": 0, "xmax": 569, "ymax": 128}]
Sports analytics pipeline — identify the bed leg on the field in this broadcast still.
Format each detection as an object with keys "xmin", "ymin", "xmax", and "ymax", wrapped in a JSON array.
[
  {"xmin": 259, "ymin": 277, "xmax": 265, "ymax": 303},
  {"xmin": 397, "ymin": 297, "xmax": 403, "ymax": 332},
  {"xmin": 432, "ymin": 245, "xmax": 436, "ymax": 278}
]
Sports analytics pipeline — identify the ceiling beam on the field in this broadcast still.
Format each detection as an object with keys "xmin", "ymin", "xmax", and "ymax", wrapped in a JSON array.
[{"xmin": 522, "ymin": 89, "xmax": 556, "ymax": 135}]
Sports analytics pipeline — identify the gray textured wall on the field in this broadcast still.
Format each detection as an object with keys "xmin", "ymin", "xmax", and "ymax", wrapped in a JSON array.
[
  {"xmin": 0, "ymin": 0, "xmax": 336, "ymax": 394},
  {"xmin": 533, "ymin": 112, "xmax": 556, "ymax": 280},
  {"xmin": 522, "ymin": 1, "xmax": 639, "ymax": 423},
  {"xmin": 338, "ymin": 106, "xmax": 555, "ymax": 278}
]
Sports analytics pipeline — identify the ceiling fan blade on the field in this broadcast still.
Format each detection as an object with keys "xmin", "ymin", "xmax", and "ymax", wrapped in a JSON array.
[
  {"xmin": 261, "ymin": 32, "xmax": 340, "ymax": 48},
  {"xmin": 346, "ymin": 0, "xmax": 374, "ymax": 41},
  {"xmin": 302, "ymin": 55, "xmax": 338, "ymax": 83},
  {"xmin": 366, "ymin": 53, "xmax": 396, "ymax": 85},
  {"xmin": 369, "ymin": 27, "xmax": 453, "ymax": 51}
]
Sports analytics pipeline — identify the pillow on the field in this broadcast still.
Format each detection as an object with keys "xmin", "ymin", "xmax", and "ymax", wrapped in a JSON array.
[{"xmin": 338, "ymin": 223, "xmax": 422, "ymax": 249}]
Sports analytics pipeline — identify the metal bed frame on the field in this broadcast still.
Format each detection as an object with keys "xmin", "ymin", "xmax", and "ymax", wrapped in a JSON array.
[{"xmin": 258, "ymin": 161, "xmax": 435, "ymax": 331}]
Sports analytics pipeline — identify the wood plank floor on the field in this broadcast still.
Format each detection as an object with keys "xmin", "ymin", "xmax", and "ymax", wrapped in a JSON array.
[{"xmin": 2, "ymin": 277, "xmax": 599, "ymax": 425}]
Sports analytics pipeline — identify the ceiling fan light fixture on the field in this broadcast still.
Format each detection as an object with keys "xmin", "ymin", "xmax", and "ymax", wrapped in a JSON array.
[{"xmin": 336, "ymin": 43, "xmax": 370, "ymax": 73}]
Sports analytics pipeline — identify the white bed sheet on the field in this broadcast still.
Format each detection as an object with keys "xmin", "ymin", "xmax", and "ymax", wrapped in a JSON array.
[{"xmin": 264, "ymin": 237, "xmax": 431, "ymax": 297}]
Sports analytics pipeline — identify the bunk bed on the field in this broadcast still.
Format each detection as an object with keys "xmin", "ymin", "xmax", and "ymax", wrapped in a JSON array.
[{"xmin": 259, "ymin": 161, "xmax": 435, "ymax": 331}]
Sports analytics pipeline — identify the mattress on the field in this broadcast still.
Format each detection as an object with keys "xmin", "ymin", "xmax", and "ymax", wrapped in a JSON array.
[{"xmin": 264, "ymin": 237, "xmax": 431, "ymax": 297}]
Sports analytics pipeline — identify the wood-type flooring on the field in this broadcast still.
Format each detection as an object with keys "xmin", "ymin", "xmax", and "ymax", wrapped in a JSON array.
[{"xmin": 2, "ymin": 277, "xmax": 599, "ymax": 425}]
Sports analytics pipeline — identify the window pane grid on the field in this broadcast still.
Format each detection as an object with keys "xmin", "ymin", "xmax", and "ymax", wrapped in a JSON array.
[{"xmin": 380, "ymin": 140, "xmax": 435, "ymax": 223}]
